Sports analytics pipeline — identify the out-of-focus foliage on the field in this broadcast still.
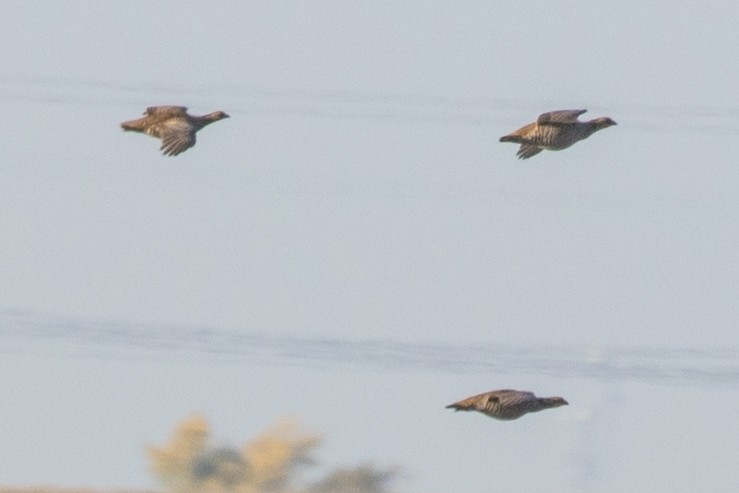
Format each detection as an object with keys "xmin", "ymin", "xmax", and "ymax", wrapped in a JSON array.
[
  {"xmin": 148, "ymin": 416, "xmax": 397, "ymax": 493},
  {"xmin": 148, "ymin": 415, "xmax": 209, "ymax": 493},
  {"xmin": 242, "ymin": 419, "xmax": 320, "ymax": 492},
  {"xmin": 307, "ymin": 464, "xmax": 399, "ymax": 493},
  {"xmin": 193, "ymin": 447, "xmax": 248, "ymax": 489}
]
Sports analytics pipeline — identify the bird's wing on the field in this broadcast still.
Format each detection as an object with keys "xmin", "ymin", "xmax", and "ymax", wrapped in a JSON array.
[
  {"xmin": 489, "ymin": 389, "xmax": 535, "ymax": 406},
  {"xmin": 537, "ymin": 109, "xmax": 587, "ymax": 125},
  {"xmin": 516, "ymin": 145, "xmax": 543, "ymax": 159},
  {"xmin": 159, "ymin": 120, "xmax": 197, "ymax": 156},
  {"xmin": 458, "ymin": 389, "xmax": 532, "ymax": 404},
  {"xmin": 146, "ymin": 106, "xmax": 189, "ymax": 118}
]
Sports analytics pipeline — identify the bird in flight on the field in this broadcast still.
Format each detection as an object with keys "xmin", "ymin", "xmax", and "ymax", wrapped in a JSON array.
[
  {"xmin": 499, "ymin": 109, "xmax": 616, "ymax": 159},
  {"xmin": 446, "ymin": 389, "xmax": 568, "ymax": 420},
  {"xmin": 121, "ymin": 106, "xmax": 229, "ymax": 156}
]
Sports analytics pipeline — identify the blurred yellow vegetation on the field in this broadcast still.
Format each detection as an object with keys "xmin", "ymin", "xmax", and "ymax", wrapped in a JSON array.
[
  {"xmin": 243, "ymin": 419, "xmax": 321, "ymax": 492},
  {"xmin": 147, "ymin": 415, "xmax": 396, "ymax": 493},
  {"xmin": 148, "ymin": 415, "xmax": 209, "ymax": 493}
]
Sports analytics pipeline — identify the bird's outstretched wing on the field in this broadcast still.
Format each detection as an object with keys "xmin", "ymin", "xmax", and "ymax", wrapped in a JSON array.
[
  {"xmin": 159, "ymin": 120, "xmax": 197, "ymax": 156},
  {"xmin": 448, "ymin": 389, "xmax": 535, "ymax": 408},
  {"xmin": 516, "ymin": 145, "xmax": 544, "ymax": 159},
  {"xmin": 145, "ymin": 106, "xmax": 189, "ymax": 118},
  {"xmin": 537, "ymin": 109, "xmax": 587, "ymax": 125},
  {"xmin": 486, "ymin": 389, "xmax": 535, "ymax": 405}
]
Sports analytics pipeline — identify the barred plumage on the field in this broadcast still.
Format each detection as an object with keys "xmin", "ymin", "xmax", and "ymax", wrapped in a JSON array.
[
  {"xmin": 121, "ymin": 106, "xmax": 229, "ymax": 156},
  {"xmin": 500, "ymin": 109, "xmax": 616, "ymax": 159},
  {"xmin": 446, "ymin": 389, "xmax": 568, "ymax": 421}
]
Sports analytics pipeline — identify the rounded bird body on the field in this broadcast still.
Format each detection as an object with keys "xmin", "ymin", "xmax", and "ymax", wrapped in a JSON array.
[
  {"xmin": 446, "ymin": 389, "xmax": 568, "ymax": 421},
  {"xmin": 121, "ymin": 106, "xmax": 229, "ymax": 156},
  {"xmin": 500, "ymin": 109, "xmax": 616, "ymax": 159}
]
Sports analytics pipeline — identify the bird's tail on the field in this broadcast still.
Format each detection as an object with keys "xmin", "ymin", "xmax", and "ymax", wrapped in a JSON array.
[
  {"xmin": 121, "ymin": 118, "xmax": 146, "ymax": 132},
  {"xmin": 499, "ymin": 134, "xmax": 522, "ymax": 143}
]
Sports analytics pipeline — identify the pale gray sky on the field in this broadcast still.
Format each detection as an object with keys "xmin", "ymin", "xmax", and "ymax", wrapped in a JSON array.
[{"xmin": 1, "ymin": 2, "xmax": 738, "ymax": 492}]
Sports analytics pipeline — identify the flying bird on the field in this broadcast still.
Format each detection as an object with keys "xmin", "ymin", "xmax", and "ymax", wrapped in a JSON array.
[
  {"xmin": 121, "ymin": 106, "xmax": 229, "ymax": 156},
  {"xmin": 499, "ymin": 109, "xmax": 616, "ymax": 159},
  {"xmin": 446, "ymin": 389, "xmax": 568, "ymax": 421}
]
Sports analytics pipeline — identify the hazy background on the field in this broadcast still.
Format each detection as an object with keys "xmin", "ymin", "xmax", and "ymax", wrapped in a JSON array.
[{"xmin": 1, "ymin": 1, "xmax": 738, "ymax": 492}]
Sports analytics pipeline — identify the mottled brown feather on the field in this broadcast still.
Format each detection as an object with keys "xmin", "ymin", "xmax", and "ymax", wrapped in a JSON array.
[
  {"xmin": 121, "ymin": 105, "xmax": 229, "ymax": 156},
  {"xmin": 499, "ymin": 109, "xmax": 616, "ymax": 160},
  {"xmin": 446, "ymin": 389, "xmax": 568, "ymax": 421}
]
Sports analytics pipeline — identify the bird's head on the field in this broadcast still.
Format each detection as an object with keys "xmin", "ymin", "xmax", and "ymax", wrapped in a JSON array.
[
  {"xmin": 210, "ymin": 111, "xmax": 230, "ymax": 120},
  {"xmin": 549, "ymin": 397, "xmax": 569, "ymax": 407},
  {"xmin": 592, "ymin": 117, "xmax": 617, "ymax": 128}
]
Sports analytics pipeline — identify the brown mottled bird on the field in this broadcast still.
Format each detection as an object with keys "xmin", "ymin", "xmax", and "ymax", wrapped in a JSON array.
[
  {"xmin": 446, "ymin": 389, "xmax": 568, "ymax": 421},
  {"xmin": 121, "ymin": 106, "xmax": 229, "ymax": 156},
  {"xmin": 499, "ymin": 109, "xmax": 616, "ymax": 159}
]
